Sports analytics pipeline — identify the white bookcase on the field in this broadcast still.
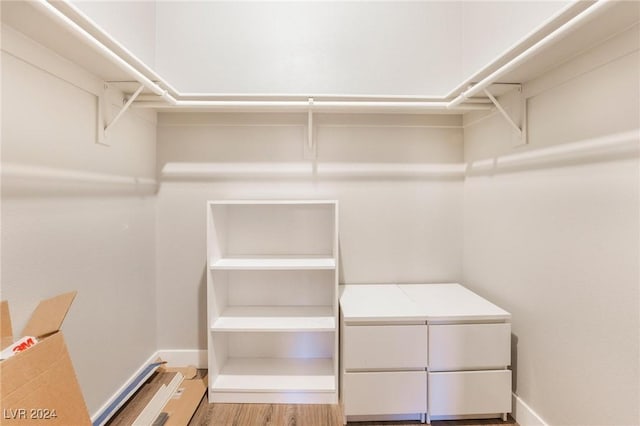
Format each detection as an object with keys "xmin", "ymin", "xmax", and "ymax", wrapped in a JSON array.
[{"xmin": 207, "ymin": 200, "xmax": 339, "ymax": 404}]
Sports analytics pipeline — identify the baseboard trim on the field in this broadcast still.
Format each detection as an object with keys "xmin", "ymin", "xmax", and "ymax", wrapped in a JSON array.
[
  {"xmin": 347, "ymin": 414, "xmax": 422, "ymax": 423},
  {"xmin": 512, "ymin": 393, "xmax": 548, "ymax": 426},
  {"xmin": 156, "ymin": 349, "xmax": 207, "ymax": 368},
  {"xmin": 91, "ymin": 351, "xmax": 160, "ymax": 424}
]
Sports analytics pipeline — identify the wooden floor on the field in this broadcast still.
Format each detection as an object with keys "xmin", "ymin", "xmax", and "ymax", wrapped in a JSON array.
[
  {"xmin": 189, "ymin": 398, "xmax": 518, "ymax": 426},
  {"xmin": 190, "ymin": 400, "xmax": 340, "ymax": 425},
  {"xmin": 108, "ymin": 370, "xmax": 518, "ymax": 426}
]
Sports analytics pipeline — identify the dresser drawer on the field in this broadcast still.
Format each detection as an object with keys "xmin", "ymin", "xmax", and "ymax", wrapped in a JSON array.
[
  {"xmin": 429, "ymin": 370, "xmax": 511, "ymax": 416},
  {"xmin": 344, "ymin": 324, "xmax": 427, "ymax": 369},
  {"xmin": 344, "ymin": 371, "xmax": 427, "ymax": 416},
  {"xmin": 428, "ymin": 323, "xmax": 510, "ymax": 370}
]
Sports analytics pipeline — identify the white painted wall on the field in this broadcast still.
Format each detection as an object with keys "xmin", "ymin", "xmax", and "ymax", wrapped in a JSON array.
[
  {"xmin": 460, "ymin": 1, "xmax": 571, "ymax": 79},
  {"xmin": 155, "ymin": 113, "xmax": 464, "ymax": 349},
  {"xmin": 1, "ymin": 27, "xmax": 157, "ymax": 415},
  {"xmin": 462, "ymin": 26, "xmax": 639, "ymax": 426},
  {"xmin": 71, "ymin": 0, "xmax": 156, "ymax": 68},
  {"xmin": 155, "ymin": 1, "xmax": 462, "ymax": 95}
]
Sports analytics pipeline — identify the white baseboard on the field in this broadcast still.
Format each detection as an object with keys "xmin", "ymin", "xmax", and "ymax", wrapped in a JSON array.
[
  {"xmin": 512, "ymin": 393, "xmax": 548, "ymax": 426},
  {"xmin": 156, "ymin": 349, "xmax": 207, "ymax": 368},
  {"xmin": 347, "ymin": 414, "xmax": 422, "ymax": 422},
  {"xmin": 91, "ymin": 351, "xmax": 160, "ymax": 423}
]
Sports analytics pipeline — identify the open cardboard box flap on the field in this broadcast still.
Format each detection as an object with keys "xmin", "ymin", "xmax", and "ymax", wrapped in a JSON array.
[
  {"xmin": 1, "ymin": 300, "xmax": 14, "ymax": 350},
  {"xmin": 21, "ymin": 291, "xmax": 77, "ymax": 338},
  {"xmin": 0, "ymin": 291, "xmax": 90, "ymax": 425},
  {"xmin": 160, "ymin": 367, "xmax": 207, "ymax": 426}
]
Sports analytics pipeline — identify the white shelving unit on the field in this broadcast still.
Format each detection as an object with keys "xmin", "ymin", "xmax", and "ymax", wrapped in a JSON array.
[{"xmin": 207, "ymin": 200, "xmax": 339, "ymax": 404}]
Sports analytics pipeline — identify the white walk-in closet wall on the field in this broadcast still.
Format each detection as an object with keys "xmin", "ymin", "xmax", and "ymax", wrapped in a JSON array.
[{"xmin": 1, "ymin": 1, "xmax": 638, "ymax": 425}]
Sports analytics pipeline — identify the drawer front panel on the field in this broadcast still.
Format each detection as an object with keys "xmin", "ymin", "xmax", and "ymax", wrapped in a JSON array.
[
  {"xmin": 428, "ymin": 323, "xmax": 510, "ymax": 370},
  {"xmin": 344, "ymin": 325, "xmax": 427, "ymax": 369},
  {"xmin": 429, "ymin": 370, "xmax": 511, "ymax": 416},
  {"xmin": 344, "ymin": 371, "xmax": 427, "ymax": 416}
]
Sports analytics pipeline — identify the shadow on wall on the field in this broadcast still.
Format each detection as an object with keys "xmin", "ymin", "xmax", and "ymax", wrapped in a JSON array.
[
  {"xmin": 466, "ymin": 130, "xmax": 639, "ymax": 177},
  {"xmin": 338, "ymin": 241, "xmax": 345, "ymax": 285},
  {"xmin": 155, "ymin": 112, "xmax": 466, "ymax": 183},
  {"xmin": 511, "ymin": 333, "xmax": 518, "ymax": 392},
  {"xmin": 158, "ymin": 162, "xmax": 466, "ymax": 183},
  {"xmin": 199, "ymin": 267, "xmax": 208, "ymax": 350},
  {"xmin": 1, "ymin": 163, "xmax": 157, "ymax": 198}
]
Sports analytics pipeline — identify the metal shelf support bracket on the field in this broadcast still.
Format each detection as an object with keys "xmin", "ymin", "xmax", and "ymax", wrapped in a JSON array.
[
  {"xmin": 104, "ymin": 84, "xmax": 145, "ymax": 136},
  {"xmin": 483, "ymin": 86, "xmax": 527, "ymax": 145}
]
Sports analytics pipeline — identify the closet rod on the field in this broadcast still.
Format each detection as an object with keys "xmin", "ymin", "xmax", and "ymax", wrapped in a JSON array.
[
  {"xmin": 51, "ymin": 0, "xmax": 181, "ymax": 97},
  {"xmin": 174, "ymin": 93, "xmax": 451, "ymax": 101},
  {"xmin": 30, "ymin": 0, "xmax": 612, "ymax": 112},
  {"xmin": 132, "ymin": 100, "xmax": 490, "ymax": 112},
  {"xmin": 30, "ymin": 0, "xmax": 476, "ymax": 111},
  {"xmin": 26, "ymin": 0, "xmax": 490, "ymax": 111},
  {"xmin": 443, "ymin": 1, "xmax": 591, "ymax": 100},
  {"xmin": 448, "ymin": 0, "xmax": 614, "ymax": 108},
  {"xmin": 30, "ymin": 0, "xmax": 174, "ymax": 103}
]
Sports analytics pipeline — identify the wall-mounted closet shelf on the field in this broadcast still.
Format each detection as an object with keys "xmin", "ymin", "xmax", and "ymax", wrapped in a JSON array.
[
  {"xmin": 3, "ymin": 0, "xmax": 636, "ymax": 114},
  {"xmin": 478, "ymin": 1, "xmax": 639, "ymax": 87},
  {"xmin": 1, "ymin": 0, "xmax": 164, "ymax": 97}
]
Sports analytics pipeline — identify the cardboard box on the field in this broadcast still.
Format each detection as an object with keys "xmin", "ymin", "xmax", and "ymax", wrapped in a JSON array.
[
  {"xmin": 0, "ymin": 292, "xmax": 91, "ymax": 425},
  {"xmin": 160, "ymin": 367, "xmax": 207, "ymax": 426}
]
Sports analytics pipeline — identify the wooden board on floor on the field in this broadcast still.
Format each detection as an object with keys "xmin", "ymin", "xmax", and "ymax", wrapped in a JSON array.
[{"xmin": 106, "ymin": 371, "xmax": 177, "ymax": 426}]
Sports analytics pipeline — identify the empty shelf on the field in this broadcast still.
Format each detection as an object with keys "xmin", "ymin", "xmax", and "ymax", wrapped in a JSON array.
[
  {"xmin": 211, "ymin": 357, "xmax": 335, "ymax": 393},
  {"xmin": 210, "ymin": 257, "xmax": 336, "ymax": 270},
  {"xmin": 211, "ymin": 306, "xmax": 335, "ymax": 332}
]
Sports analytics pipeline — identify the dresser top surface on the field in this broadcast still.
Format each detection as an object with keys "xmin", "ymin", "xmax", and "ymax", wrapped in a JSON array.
[
  {"xmin": 340, "ymin": 283, "xmax": 511, "ymax": 322},
  {"xmin": 399, "ymin": 283, "xmax": 511, "ymax": 322},
  {"xmin": 340, "ymin": 284, "xmax": 424, "ymax": 321},
  {"xmin": 339, "ymin": 284, "xmax": 425, "ymax": 322}
]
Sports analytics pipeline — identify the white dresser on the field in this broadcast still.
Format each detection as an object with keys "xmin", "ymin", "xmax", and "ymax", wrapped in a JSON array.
[{"xmin": 339, "ymin": 283, "xmax": 511, "ymax": 424}]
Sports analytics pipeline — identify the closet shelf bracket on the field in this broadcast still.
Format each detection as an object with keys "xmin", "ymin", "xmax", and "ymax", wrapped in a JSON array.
[
  {"xmin": 104, "ymin": 84, "xmax": 145, "ymax": 136},
  {"xmin": 483, "ymin": 86, "xmax": 527, "ymax": 145}
]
